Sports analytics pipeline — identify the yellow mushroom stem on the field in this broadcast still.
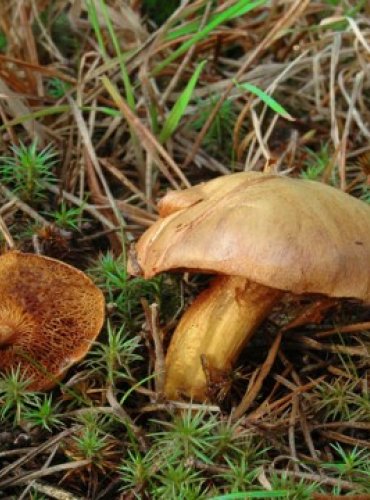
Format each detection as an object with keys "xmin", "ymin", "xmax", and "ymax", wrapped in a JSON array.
[{"xmin": 164, "ymin": 275, "xmax": 283, "ymax": 401}]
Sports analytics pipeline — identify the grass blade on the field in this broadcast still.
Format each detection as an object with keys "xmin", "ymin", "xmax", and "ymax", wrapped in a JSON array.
[
  {"xmin": 152, "ymin": 0, "xmax": 266, "ymax": 75},
  {"xmin": 159, "ymin": 60, "xmax": 207, "ymax": 143},
  {"xmin": 96, "ymin": 0, "xmax": 135, "ymax": 110},
  {"xmin": 85, "ymin": 0, "xmax": 108, "ymax": 60},
  {"xmin": 210, "ymin": 491, "xmax": 288, "ymax": 499},
  {"xmin": 0, "ymin": 105, "xmax": 70, "ymax": 132},
  {"xmin": 167, "ymin": 1, "xmax": 266, "ymax": 41},
  {"xmin": 236, "ymin": 82, "xmax": 294, "ymax": 121}
]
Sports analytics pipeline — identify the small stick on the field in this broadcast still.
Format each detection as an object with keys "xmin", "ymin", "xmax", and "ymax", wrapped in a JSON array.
[
  {"xmin": 149, "ymin": 303, "xmax": 166, "ymax": 395},
  {"xmin": 269, "ymin": 468, "xmax": 356, "ymax": 492},
  {"xmin": 100, "ymin": 158, "xmax": 156, "ymax": 209},
  {"xmin": 294, "ymin": 336, "xmax": 368, "ymax": 357},
  {"xmin": 319, "ymin": 429, "xmax": 370, "ymax": 450},
  {"xmin": 233, "ymin": 330, "xmax": 283, "ymax": 420},
  {"xmin": 141, "ymin": 299, "xmax": 166, "ymax": 396},
  {"xmin": 288, "ymin": 395, "xmax": 299, "ymax": 472},
  {"xmin": 314, "ymin": 321, "xmax": 370, "ymax": 338},
  {"xmin": 248, "ymin": 377, "xmax": 324, "ymax": 421},
  {"xmin": 0, "ymin": 460, "xmax": 91, "ymax": 488},
  {"xmin": 0, "ymin": 428, "xmax": 78, "ymax": 482},
  {"xmin": 23, "ymin": 482, "xmax": 83, "ymax": 500},
  {"xmin": 19, "ymin": 442, "xmax": 59, "ymax": 500},
  {"xmin": 0, "ymin": 183, "xmax": 48, "ymax": 225},
  {"xmin": 298, "ymin": 401, "xmax": 319, "ymax": 461},
  {"xmin": 312, "ymin": 421, "xmax": 370, "ymax": 431},
  {"xmin": 139, "ymin": 401, "xmax": 220, "ymax": 413},
  {"xmin": 0, "ymin": 213, "xmax": 15, "ymax": 249},
  {"xmin": 106, "ymin": 385, "xmax": 148, "ymax": 452}
]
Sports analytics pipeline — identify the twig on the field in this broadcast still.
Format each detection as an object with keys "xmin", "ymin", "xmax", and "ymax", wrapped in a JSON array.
[
  {"xmin": 312, "ymin": 421, "xmax": 370, "ymax": 431},
  {"xmin": 0, "ymin": 183, "xmax": 48, "ymax": 225},
  {"xmin": 0, "ymin": 427, "xmax": 78, "ymax": 482},
  {"xmin": 299, "ymin": 401, "xmax": 319, "ymax": 461},
  {"xmin": 68, "ymin": 96, "xmax": 126, "ymax": 231},
  {"xmin": 268, "ymin": 467, "xmax": 358, "ymax": 492},
  {"xmin": 142, "ymin": 300, "xmax": 166, "ymax": 395},
  {"xmin": 106, "ymin": 385, "xmax": 148, "ymax": 452},
  {"xmin": 288, "ymin": 395, "xmax": 299, "ymax": 472},
  {"xmin": 139, "ymin": 401, "xmax": 221, "ymax": 413},
  {"xmin": 19, "ymin": 442, "xmax": 59, "ymax": 499},
  {"xmin": 294, "ymin": 336, "xmax": 369, "ymax": 357},
  {"xmin": 22, "ymin": 482, "xmax": 84, "ymax": 500},
  {"xmin": 248, "ymin": 377, "xmax": 325, "ymax": 421},
  {"xmin": 100, "ymin": 157, "xmax": 156, "ymax": 209},
  {"xmin": 314, "ymin": 322, "xmax": 370, "ymax": 338},
  {"xmin": 150, "ymin": 303, "xmax": 166, "ymax": 395},
  {"xmin": 318, "ymin": 429, "xmax": 370, "ymax": 450},
  {"xmin": 0, "ymin": 212, "xmax": 15, "ymax": 249},
  {"xmin": 233, "ymin": 330, "xmax": 283, "ymax": 420},
  {"xmin": 0, "ymin": 460, "xmax": 91, "ymax": 488}
]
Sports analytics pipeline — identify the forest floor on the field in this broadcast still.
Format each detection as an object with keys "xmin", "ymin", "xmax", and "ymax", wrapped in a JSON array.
[{"xmin": 0, "ymin": 1, "xmax": 369, "ymax": 499}]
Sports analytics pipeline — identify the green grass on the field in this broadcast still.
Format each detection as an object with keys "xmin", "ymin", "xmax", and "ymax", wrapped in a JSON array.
[
  {"xmin": 191, "ymin": 97, "xmax": 238, "ymax": 158},
  {"xmin": 0, "ymin": 140, "xmax": 58, "ymax": 203},
  {"xmin": 234, "ymin": 81, "xmax": 293, "ymax": 121},
  {"xmin": 0, "ymin": 367, "xmax": 40, "ymax": 425},
  {"xmin": 88, "ymin": 252, "xmax": 164, "ymax": 321},
  {"xmin": 0, "ymin": 29, "xmax": 7, "ymax": 52},
  {"xmin": 84, "ymin": 322, "xmax": 142, "ymax": 386},
  {"xmin": 46, "ymin": 77, "xmax": 72, "ymax": 98},
  {"xmin": 118, "ymin": 409, "xmax": 271, "ymax": 498},
  {"xmin": 22, "ymin": 394, "xmax": 62, "ymax": 432},
  {"xmin": 268, "ymin": 474, "xmax": 322, "ymax": 499},
  {"xmin": 150, "ymin": 409, "xmax": 222, "ymax": 463},
  {"xmin": 49, "ymin": 201, "xmax": 86, "ymax": 230},
  {"xmin": 299, "ymin": 143, "xmax": 333, "ymax": 181},
  {"xmin": 324, "ymin": 443, "xmax": 370, "ymax": 484},
  {"xmin": 152, "ymin": 0, "xmax": 266, "ymax": 75},
  {"xmin": 159, "ymin": 60, "xmax": 207, "ymax": 143},
  {"xmin": 142, "ymin": 0, "xmax": 180, "ymax": 25},
  {"xmin": 360, "ymin": 184, "xmax": 370, "ymax": 203}
]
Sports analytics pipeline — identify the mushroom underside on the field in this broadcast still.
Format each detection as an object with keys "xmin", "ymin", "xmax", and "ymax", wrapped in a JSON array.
[{"xmin": 0, "ymin": 252, "xmax": 105, "ymax": 390}]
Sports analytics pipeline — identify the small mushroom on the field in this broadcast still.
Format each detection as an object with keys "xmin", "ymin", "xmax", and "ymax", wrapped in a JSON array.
[
  {"xmin": 0, "ymin": 251, "xmax": 105, "ymax": 390},
  {"xmin": 130, "ymin": 172, "xmax": 370, "ymax": 400}
]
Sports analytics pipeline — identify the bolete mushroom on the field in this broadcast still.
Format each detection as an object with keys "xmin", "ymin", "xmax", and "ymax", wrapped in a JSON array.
[
  {"xmin": 129, "ymin": 172, "xmax": 370, "ymax": 401},
  {"xmin": 0, "ymin": 251, "xmax": 105, "ymax": 390}
]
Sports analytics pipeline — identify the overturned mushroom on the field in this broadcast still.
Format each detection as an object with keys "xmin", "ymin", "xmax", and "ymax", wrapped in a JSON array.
[
  {"xmin": 130, "ymin": 172, "xmax": 370, "ymax": 401},
  {"xmin": 0, "ymin": 252, "xmax": 105, "ymax": 390}
]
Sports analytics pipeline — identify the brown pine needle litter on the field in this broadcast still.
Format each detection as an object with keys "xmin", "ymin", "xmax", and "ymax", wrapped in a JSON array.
[{"xmin": 0, "ymin": 0, "xmax": 369, "ymax": 498}]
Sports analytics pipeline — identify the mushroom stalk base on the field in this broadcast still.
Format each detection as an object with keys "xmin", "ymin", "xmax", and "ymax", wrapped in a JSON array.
[{"xmin": 164, "ymin": 276, "xmax": 282, "ymax": 401}]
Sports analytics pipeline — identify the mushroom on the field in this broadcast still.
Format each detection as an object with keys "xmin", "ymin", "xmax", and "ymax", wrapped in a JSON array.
[
  {"xmin": 0, "ymin": 251, "xmax": 105, "ymax": 390},
  {"xmin": 129, "ymin": 172, "xmax": 370, "ymax": 401}
]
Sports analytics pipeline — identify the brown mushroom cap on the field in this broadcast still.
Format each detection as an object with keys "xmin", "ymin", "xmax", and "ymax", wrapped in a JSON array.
[
  {"xmin": 0, "ymin": 252, "xmax": 105, "ymax": 390},
  {"xmin": 134, "ymin": 172, "xmax": 370, "ymax": 302}
]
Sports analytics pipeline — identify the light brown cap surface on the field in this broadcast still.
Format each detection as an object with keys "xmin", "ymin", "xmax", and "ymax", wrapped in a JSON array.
[
  {"xmin": 134, "ymin": 172, "xmax": 370, "ymax": 302},
  {"xmin": 0, "ymin": 252, "xmax": 105, "ymax": 390}
]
